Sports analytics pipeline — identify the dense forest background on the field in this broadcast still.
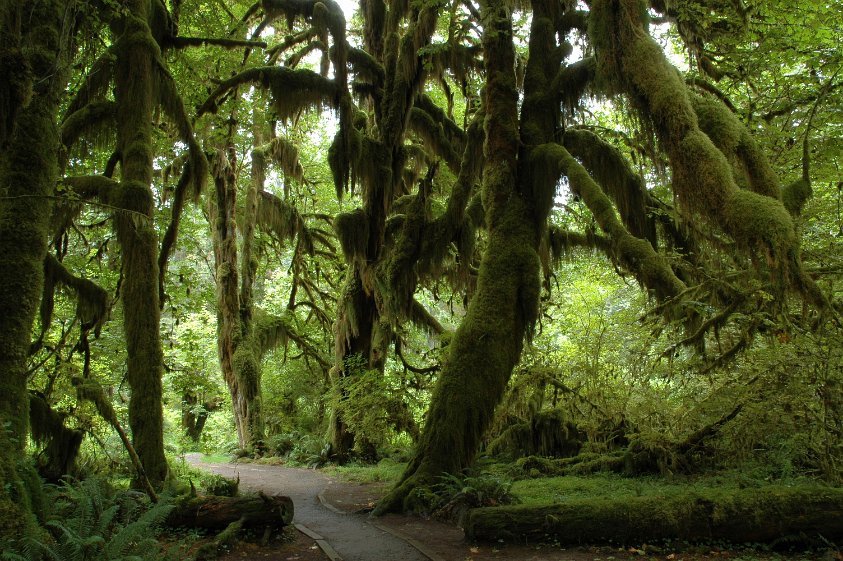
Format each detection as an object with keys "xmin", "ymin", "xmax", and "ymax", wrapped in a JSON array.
[{"xmin": 1, "ymin": 0, "xmax": 842, "ymax": 552}]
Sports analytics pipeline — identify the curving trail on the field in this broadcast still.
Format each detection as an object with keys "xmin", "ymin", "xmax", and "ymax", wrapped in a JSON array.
[{"xmin": 186, "ymin": 455, "xmax": 429, "ymax": 561}]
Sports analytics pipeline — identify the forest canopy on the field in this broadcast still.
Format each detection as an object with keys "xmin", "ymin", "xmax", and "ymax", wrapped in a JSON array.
[{"xmin": 1, "ymin": 0, "xmax": 841, "ymax": 543}]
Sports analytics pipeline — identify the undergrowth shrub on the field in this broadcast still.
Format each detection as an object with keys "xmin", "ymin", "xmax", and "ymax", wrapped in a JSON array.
[
  {"xmin": 0, "ymin": 477, "xmax": 178, "ymax": 561},
  {"xmin": 410, "ymin": 471, "xmax": 518, "ymax": 523}
]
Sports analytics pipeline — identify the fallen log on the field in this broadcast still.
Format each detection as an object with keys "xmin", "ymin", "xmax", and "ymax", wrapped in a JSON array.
[
  {"xmin": 466, "ymin": 485, "xmax": 843, "ymax": 546},
  {"xmin": 168, "ymin": 493, "xmax": 294, "ymax": 531}
]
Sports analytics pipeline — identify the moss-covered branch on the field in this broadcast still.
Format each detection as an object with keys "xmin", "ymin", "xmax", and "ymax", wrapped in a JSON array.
[
  {"xmin": 590, "ymin": 0, "xmax": 801, "ymax": 296},
  {"xmin": 197, "ymin": 66, "xmax": 338, "ymax": 117},
  {"xmin": 562, "ymin": 128, "xmax": 656, "ymax": 246},
  {"xmin": 41, "ymin": 253, "xmax": 109, "ymax": 338},
  {"xmin": 60, "ymin": 100, "xmax": 117, "ymax": 153},
  {"xmin": 534, "ymin": 143, "xmax": 685, "ymax": 299},
  {"xmin": 168, "ymin": 36, "xmax": 267, "ymax": 49}
]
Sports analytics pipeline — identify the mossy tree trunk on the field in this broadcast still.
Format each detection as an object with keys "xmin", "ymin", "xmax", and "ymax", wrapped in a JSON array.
[
  {"xmin": 376, "ymin": 0, "xmax": 554, "ymax": 513},
  {"xmin": 113, "ymin": 0, "xmax": 168, "ymax": 485},
  {"xmin": 208, "ymin": 120, "xmax": 275, "ymax": 455},
  {"xmin": 0, "ymin": 0, "xmax": 70, "ymax": 537},
  {"xmin": 328, "ymin": 0, "xmax": 445, "ymax": 462},
  {"xmin": 210, "ymin": 142, "xmax": 258, "ymax": 453}
]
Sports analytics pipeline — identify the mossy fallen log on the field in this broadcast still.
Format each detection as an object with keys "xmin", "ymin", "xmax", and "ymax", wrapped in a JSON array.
[
  {"xmin": 168, "ymin": 493, "xmax": 294, "ymax": 531},
  {"xmin": 466, "ymin": 485, "xmax": 843, "ymax": 545}
]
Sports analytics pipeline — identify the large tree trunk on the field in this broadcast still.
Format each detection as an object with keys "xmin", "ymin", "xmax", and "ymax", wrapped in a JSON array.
[
  {"xmin": 114, "ymin": 0, "xmax": 168, "ymax": 485},
  {"xmin": 0, "ymin": 0, "xmax": 68, "ymax": 536},
  {"xmin": 376, "ymin": 0, "xmax": 553, "ymax": 513}
]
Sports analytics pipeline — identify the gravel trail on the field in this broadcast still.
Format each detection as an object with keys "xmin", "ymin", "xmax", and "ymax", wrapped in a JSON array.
[{"xmin": 186, "ymin": 455, "xmax": 428, "ymax": 561}]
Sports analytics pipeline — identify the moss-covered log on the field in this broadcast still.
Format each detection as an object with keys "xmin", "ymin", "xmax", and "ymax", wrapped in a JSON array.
[
  {"xmin": 466, "ymin": 485, "xmax": 843, "ymax": 545},
  {"xmin": 168, "ymin": 494, "xmax": 293, "ymax": 530},
  {"xmin": 0, "ymin": 0, "xmax": 69, "ymax": 537}
]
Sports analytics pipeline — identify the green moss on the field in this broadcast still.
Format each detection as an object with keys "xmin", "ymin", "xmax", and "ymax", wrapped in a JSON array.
[
  {"xmin": 690, "ymin": 92, "xmax": 743, "ymax": 155},
  {"xmin": 467, "ymin": 484, "xmax": 843, "ymax": 545},
  {"xmin": 562, "ymin": 129, "xmax": 656, "ymax": 245},
  {"xmin": 725, "ymin": 189, "xmax": 795, "ymax": 259},
  {"xmin": 782, "ymin": 177, "xmax": 812, "ymax": 216},
  {"xmin": 673, "ymin": 129, "xmax": 733, "ymax": 215},
  {"xmin": 334, "ymin": 208, "xmax": 370, "ymax": 263},
  {"xmin": 691, "ymin": 93, "xmax": 780, "ymax": 199},
  {"xmin": 489, "ymin": 410, "xmax": 583, "ymax": 460}
]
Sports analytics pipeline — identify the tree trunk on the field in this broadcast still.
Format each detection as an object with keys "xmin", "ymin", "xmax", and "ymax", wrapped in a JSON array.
[
  {"xmin": 168, "ymin": 494, "xmax": 294, "ymax": 530},
  {"xmin": 375, "ymin": 0, "xmax": 553, "ymax": 514},
  {"xmin": 114, "ymin": 0, "xmax": 168, "ymax": 485},
  {"xmin": 182, "ymin": 393, "xmax": 218, "ymax": 442},
  {"xmin": 209, "ymin": 134, "xmax": 266, "ymax": 455},
  {"xmin": 0, "ymin": 0, "xmax": 68, "ymax": 536}
]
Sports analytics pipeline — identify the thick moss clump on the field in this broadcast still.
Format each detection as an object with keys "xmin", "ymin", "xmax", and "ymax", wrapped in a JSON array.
[
  {"xmin": 488, "ymin": 410, "xmax": 584, "ymax": 460},
  {"xmin": 726, "ymin": 189, "xmax": 795, "ymax": 250},
  {"xmin": 334, "ymin": 208, "xmax": 370, "ymax": 264},
  {"xmin": 466, "ymin": 485, "xmax": 843, "ymax": 545},
  {"xmin": 691, "ymin": 93, "xmax": 780, "ymax": 199},
  {"xmin": 782, "ymin": 178, "xmax": 812, "ymax": 217}
]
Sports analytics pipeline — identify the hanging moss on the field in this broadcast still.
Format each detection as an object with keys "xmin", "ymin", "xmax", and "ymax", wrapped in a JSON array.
[
  {"xmin": 334, "ymin": 208, "xmax": 369, "ymax": 264},
  {"xmin": 563, "ymin": 129, "xmax": 656, "ymax": 248},
  {"xmin": 43, "ymin": 254, "xmax": 109, "ymax": 335},
  {"xmin": 60, "ymin": 100, "xmax": 117, "ymax": 154},
  {"xmin": 488, "ymin": 409, "xmax": 584, "ymax": 460},
  {"xmin": 197, "ymin": 66, "xmax": 337, "ymax": 117},
  {"xmin": 409, "ymin": 107, "xmax": 461, "ymax": 171},
  {"xmin": 535, "ymin": 143, "xmax": 684, "ymax": 299},
  {"xmin": 28, "ymin": 393, "xmax": 84, "ymax": 483},
  {"xmin": 254, "ymin": 136, "xmax": 304, "ymax": 182},
  {"xmin": 782, "ymin": 177, "xmax": 812, "ymax": 217}
]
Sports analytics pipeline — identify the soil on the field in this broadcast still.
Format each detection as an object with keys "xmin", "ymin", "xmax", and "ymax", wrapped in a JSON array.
[{"xmin": 188, "ymin": 456, "xmax": 839, "ymax": 561}]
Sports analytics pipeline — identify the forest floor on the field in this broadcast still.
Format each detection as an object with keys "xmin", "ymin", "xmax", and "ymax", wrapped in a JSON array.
[{"xmin": 187, "ymin": 455, "xmax": 837, "ymax": 561}]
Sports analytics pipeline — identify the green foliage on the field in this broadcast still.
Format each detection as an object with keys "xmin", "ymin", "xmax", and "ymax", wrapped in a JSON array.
[
  {"xmin": 324, "ymin": 458, "xmax": 407, "ymax": 484},
  {"xmin": 408, "ymin": 471, "xmax": 518, "ymax": 522},
  {"xmin": 0, "ymin": 477, "xmax": 177, "ymax": 561},
  {"xmin": 327, "ymin": 354, "xmax": 417, "ymax": 453}
]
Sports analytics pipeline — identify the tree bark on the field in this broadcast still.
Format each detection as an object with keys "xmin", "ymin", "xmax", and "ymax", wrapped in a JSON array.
[
  {"xmin": 376, "ymin": 0, "xmax": 549, "ymax": 513},
  {"xmin": 114, "ymin": 0, "xmax": 168, "ymax": 485},
  {"xmin": 0, "ymin": 0, "xmax": 69, "ymax": 536}
]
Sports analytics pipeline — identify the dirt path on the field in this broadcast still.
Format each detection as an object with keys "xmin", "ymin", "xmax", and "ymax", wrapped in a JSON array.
[{"xmin": 187, "ymin": 455, "xmax": 428, "ymax": 561}]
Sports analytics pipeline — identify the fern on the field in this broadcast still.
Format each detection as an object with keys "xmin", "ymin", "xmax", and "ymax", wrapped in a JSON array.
[{"xmin": 2, "ymin": 477, "xmax": 179, "ymax": 561}]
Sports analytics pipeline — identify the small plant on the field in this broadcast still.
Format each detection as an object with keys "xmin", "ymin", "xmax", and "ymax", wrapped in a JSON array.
[
  {"xmin": 412, "ymin": 471, "xmax": 518, "ymax": 523},
  {"xmin": 201, "ymin": 473, "xmax": 239, "ymax": 497}
]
